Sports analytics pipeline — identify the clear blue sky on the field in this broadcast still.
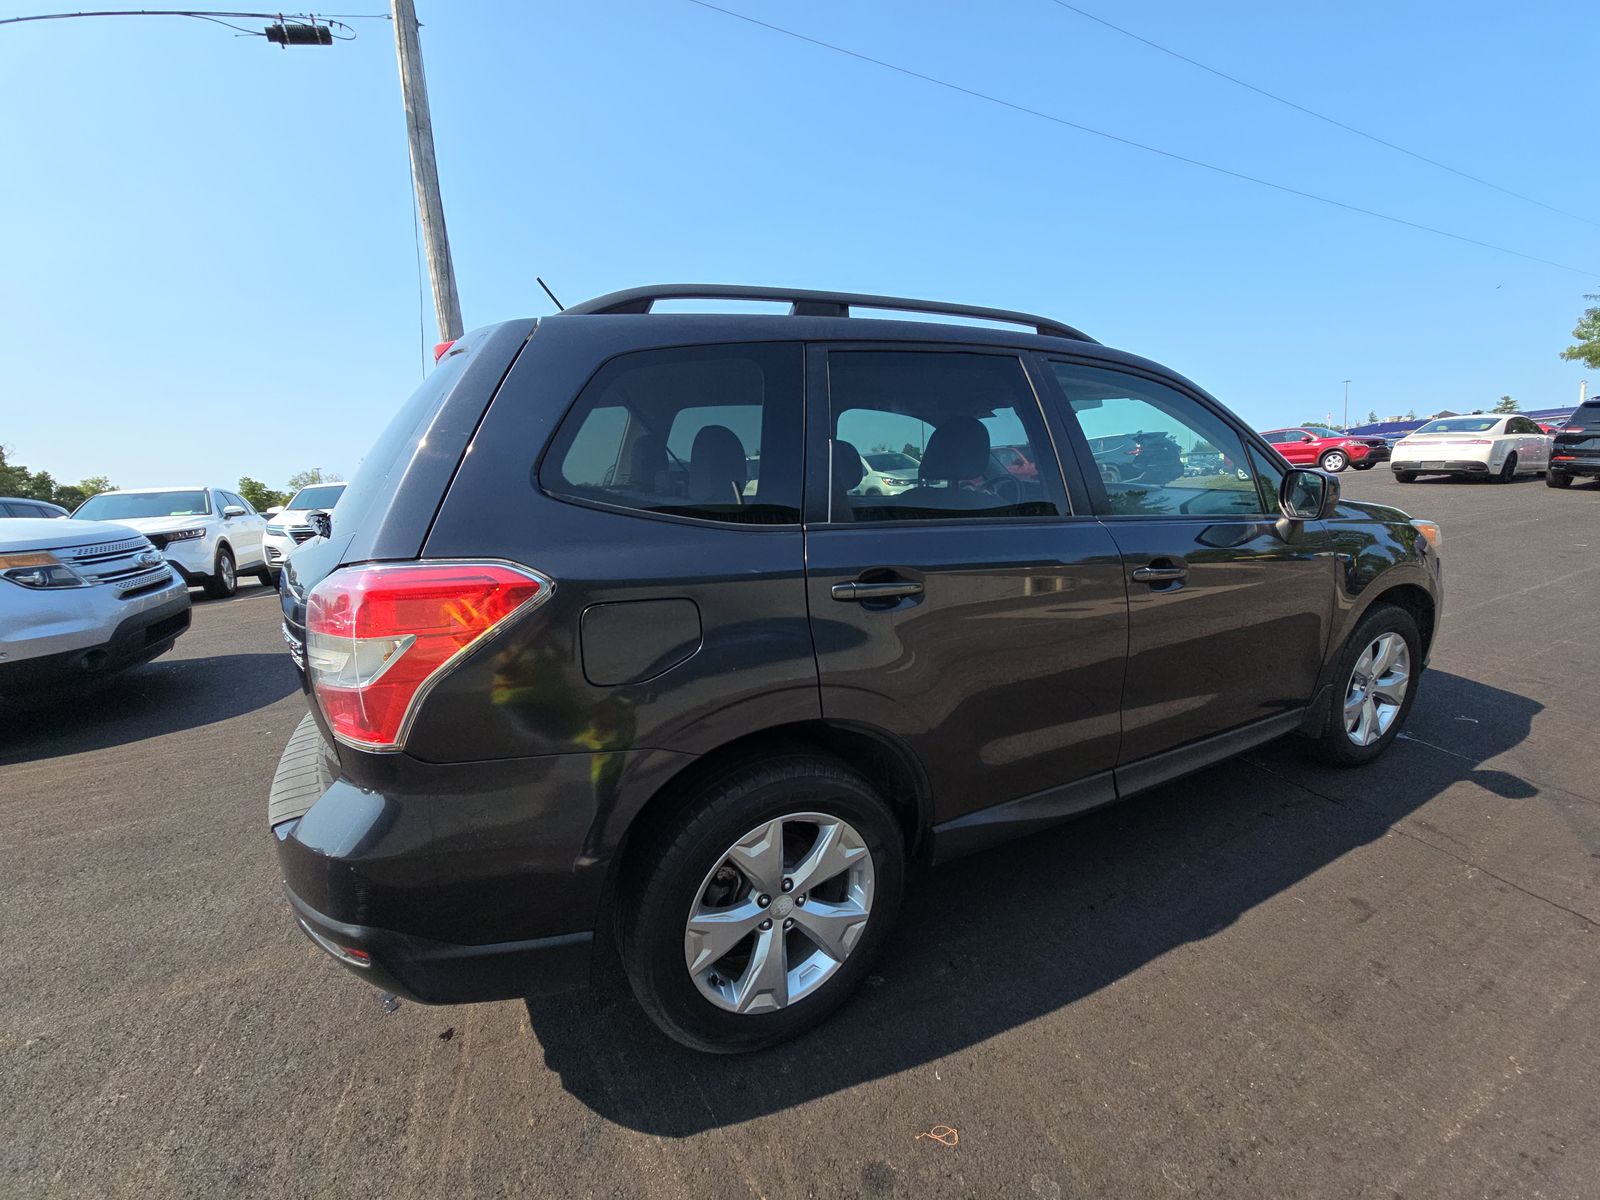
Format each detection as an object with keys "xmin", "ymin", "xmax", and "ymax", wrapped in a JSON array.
[{"xmin": 2, "ymin": 0, "xmax": 1596, "ymax": 489}]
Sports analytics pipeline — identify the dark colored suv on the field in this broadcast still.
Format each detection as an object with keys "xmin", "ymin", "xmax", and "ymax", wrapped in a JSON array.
[
  {"xmin": 269, "ymin": 285, "xmax": 1443, "ymax": 1052},
  {"xmin": 1547, "ymin": 400, "xmax": 1600, "ymax": 487}
]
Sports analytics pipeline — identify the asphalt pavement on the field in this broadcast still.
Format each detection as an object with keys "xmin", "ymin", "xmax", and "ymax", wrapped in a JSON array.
[{"xmin": 3, "ymin": 470, "xmax": 1597, "ymax": 1199}]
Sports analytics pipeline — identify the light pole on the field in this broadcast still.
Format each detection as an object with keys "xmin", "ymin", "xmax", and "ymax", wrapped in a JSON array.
[{"xmin": 1342, "ymin": 380, "xmax": 1352, "ymax": 431}]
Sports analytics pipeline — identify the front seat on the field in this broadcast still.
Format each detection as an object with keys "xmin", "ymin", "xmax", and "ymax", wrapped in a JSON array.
[
  {"xmin": 688, "ymin": 425, "xmax": 747, "ymax": 504},
  {"xmin": 895, "ymin": 416, "xmax": 994, "ymax": 511}
]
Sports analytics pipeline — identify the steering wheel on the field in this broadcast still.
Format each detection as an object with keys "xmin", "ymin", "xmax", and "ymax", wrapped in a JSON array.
[{"xmin": 981, "ymin": 473, "xmax": 1023, "ymax": 506}]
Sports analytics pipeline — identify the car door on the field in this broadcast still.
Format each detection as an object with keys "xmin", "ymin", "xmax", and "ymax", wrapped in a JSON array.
[
  {"xmin": 802, "ymin": 344, "xmax": 1129, "ymax": 832},
  {"xmin": 219, "ymin": 491, "xmax": 265, "ymax": 566},
  {"xmin": 1511, "ymin": 417, "xmax": 1549, "ymax": 469},
  {"xmin": 1042, "ymin": 360, "xmax": 1337, "ymax": 767}
]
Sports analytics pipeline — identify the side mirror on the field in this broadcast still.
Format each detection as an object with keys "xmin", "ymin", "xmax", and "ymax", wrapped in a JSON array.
[
  {"xmin": 264, "ymin": 506, "xmax": 283, "ymax": 518},
  {"xmin": 307, "ymin": 510, "xmax": 333, "ymax": 539},
  {"xmin": 1279, "ymin": 467, "xmax": 1340, "ymax": 521},
  {"xmin": 223, "ymin": 504, "xmax": 247, "ymax": 518},
  {"xmin": 1300, "ymin": 434, "xmax": 1315, "ymax": 443}
]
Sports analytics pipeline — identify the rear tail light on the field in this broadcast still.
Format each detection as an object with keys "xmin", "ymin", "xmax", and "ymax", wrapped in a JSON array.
[
  {"xmin": 305, "ymin": 561, "xmax": 553, "ymax": 750},
  {"xmin": 432, "ymin": 339, "xmax": 458, "ymax": 362}
]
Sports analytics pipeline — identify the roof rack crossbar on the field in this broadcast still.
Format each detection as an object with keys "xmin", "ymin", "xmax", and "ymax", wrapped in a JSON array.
[{"xmin": 563, "ymin": 284, "xmax": 1096, "ymax": 343}]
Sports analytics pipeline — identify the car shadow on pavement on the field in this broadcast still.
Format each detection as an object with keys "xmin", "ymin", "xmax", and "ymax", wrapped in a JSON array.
[
  {"xmin": 0, "ymin": 651, "xmax": 299, "ymax": 766},
  {"xmin": 525, "ymin": 670, "xmax": 1541, "ymax": 1135}
]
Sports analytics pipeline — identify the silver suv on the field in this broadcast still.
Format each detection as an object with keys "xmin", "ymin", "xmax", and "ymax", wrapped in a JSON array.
[{"xmin": 0, "ymin": 518, "xmax": 191, "ymax": 695}]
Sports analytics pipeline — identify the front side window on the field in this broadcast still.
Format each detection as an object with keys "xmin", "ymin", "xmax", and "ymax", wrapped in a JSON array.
[
  {"xmin": 540, "ymin": 343, "xmax": 802, "ymax": 524},
  {"xmin": 74, "ymin": 490, "xmax": 212, "ymax": 520},
  {"xmin": 825, "ymin": 350, "xmax": 1061, "ymax": 522},
  {"xmin": 1050, "ymin": 363, "xmax": 1265, "ymax": 518}
]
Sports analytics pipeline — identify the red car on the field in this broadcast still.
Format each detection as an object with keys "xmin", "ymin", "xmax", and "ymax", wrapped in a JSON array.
[{"xmin": 1260, "ymin": 426, "xmax": 1391, "ymax": 473}]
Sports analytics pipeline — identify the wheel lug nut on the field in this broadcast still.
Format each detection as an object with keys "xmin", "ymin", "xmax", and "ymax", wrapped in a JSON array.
[
  {"xmin": 794, "ymin": 893, "xmax": 806, "ymax": 906},
  {"xmin": 784, "ymin": 917, "xmax": 794, "ymax": 929},
  {"xmin": 759, "ymin": 918, "xmax": 772, "ymax": 931},
  {"xmin": 757, "ymin": 894, "xmax": 770, "ymax": 908},
  {"xmin": 781, "ymin": 878, "xmax": 794, "ymax": 893}
]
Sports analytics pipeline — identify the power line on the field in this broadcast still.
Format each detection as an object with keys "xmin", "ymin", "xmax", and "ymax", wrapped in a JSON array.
[
  {"xmin": 0, "ymin": 10, "xmax": 367, "ymax": 38},
  {"xmin": 1045, "ymin": 0, "xmax": 1600, "ymax": 230},
  {"xmin": 682, "ymin": 0, "xmax": 1598, "ymax": 278}
]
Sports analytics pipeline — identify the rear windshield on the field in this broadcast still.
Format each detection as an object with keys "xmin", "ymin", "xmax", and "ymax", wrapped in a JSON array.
[
  {"xmin": 75, "ymin": 490, "xmax": 210, "ymax": 519},
  {"xmin": 1564, "ymin": 403, "xmax": 1600, "ymax": 429},
  {"xmin": 1414, "ymin": 417, "xmax": 1499, "ymax": 434},
  {"xmin": 287, "ymin": 484, "xmax": 346, "ymax": 510}
]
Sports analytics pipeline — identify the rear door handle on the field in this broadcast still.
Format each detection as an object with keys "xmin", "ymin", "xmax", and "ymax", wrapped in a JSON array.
[
  {"xmin": 1131, "ymin": 565, "xmax": 1188, "ymax": 583},
  {"xmin": 831, "ymin": 580, "xmax": 924, "ymax": 602}
]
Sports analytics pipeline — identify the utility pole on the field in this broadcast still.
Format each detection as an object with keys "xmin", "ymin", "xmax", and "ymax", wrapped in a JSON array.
[
  {"xmin": 390, "ymin": 0, "xmax": 463, "ymax": 342},
  {"xmin": 1342, "ymin": 380, "xmax": 1352, "ymax": 431}
]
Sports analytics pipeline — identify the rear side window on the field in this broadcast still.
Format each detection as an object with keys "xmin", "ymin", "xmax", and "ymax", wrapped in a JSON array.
[
  {"xmin": 540, "ymin": 343, "xmax": 803, "ymax": 524},
  {"xmin": 825, "ymin": 350, "xmax": 1062, "ymax": 522}
]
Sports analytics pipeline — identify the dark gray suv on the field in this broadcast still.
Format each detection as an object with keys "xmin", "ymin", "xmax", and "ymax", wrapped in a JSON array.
[{"xmin": 269, "ymin": 285, "xmax": 1443, "ymax": 1052}]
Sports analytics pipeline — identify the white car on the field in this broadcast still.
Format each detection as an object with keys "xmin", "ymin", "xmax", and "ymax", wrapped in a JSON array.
[
  {"xmin": 850, "ymin": 450, "xmax": 920, "ymax": 496},
  {"xmin": 0, "ymin": 517, "xmax": 190, "ymax": 696},
  {"xmin": 262, "ymin": 482, "xmax": 346, "ymax": 582},
  {"xmin": 70, "ymin": 486, "xmax": 270, "ymax": 598},
  {"xmin": 1390, "ymin": 415, "xmax": 1552, "ymax": 483}
]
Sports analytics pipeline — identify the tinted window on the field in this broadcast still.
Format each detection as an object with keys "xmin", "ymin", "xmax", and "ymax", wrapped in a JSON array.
[
  {"xmin": 825, "ymin": 351, "xmax": 1061, "ymax": 522},
  {"xmin": 1051, "ymin": 363, "xmax": 1265, "ymax": 518},
  {"xmin": 287, "ymin": 484, "xmax": 345, "ymax": 511},
  {"xmin": 1566, "ymin": 402, "xmax": 1600, "ymax": 429},
  {"xmin": 541, "ymin": 343, "xmax": 802, "ymax": 524},
  {"xmin": 75, "ymin": 490, "xmax": 211, "ymax": 520},
  {"xmin": 1261, "ymin": 430, "xmax": 1288, "ymax": 444}
]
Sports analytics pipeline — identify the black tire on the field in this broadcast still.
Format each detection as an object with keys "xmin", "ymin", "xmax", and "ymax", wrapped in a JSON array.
[
  {"xmin": 1493, "ymin": 452, "xmax": 1517, "ymax": 483},
  {"xmin": 1319, "ymin": 450, "xmax": 1349, "ymax": 473},
  {"xmin": 1353, "ymin": 462, "xmax": 1374, "ymax": 471},
  {"xmin": 620, "ymin": 754, "xmax": 906, "ymax": 1053},
  {"xmin": 1394, "ymin": 471, "xmax": 1417, "ymax": 483},
  {"xmin": 1547, "ymin": 470, "xmax": 1572, "ymax": 489},
  {"xmin": 1300, "ymin": 603, "xmax": 1423, "ymax": 767},
  {"xmin": 204, "ymin": 545, "xmax": 237, "ymax": 599},
  {"xmin": 254, "ymin": 565, "xmax": 276, "ymax": 587}
]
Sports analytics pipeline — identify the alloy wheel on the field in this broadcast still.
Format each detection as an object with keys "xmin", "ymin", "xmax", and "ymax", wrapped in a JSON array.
[
  {"xmin": 220, "ymin": 554, "xmax": 235, "ymax": 590},
  {"xmin": 1322, "ymin": 451, "xmax": 1347, "ymax": 472},
  {"xmin": 1343, "ymin": 632, "xmax": 1410, "ymax": 747},
  {"xmin": 684, "ymin": 812, "xmax": 875, "ymax": 1015}
]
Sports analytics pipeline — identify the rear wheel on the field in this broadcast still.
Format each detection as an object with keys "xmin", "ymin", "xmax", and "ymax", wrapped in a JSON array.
[
  {"xmin": 1319, "ymin": 449, "xmax": 1349, "ymax": 472},
  {"xmin": 1547, "ymin": 470, "xmax": 1572, "ymax": 489},
  {"xmin": 621, "ymin": 755, "xmax": 905, "ymax": 1053},
  {"xmin": 1301, "ymin": 604, "xmax": 1422, "ymax": 766},
  {"xmin": 203, "ymin": 545, "xmax": 237, "ymax": 599},
  {"xmin": 1353, "ymin": 462, "xmax": 1374, "ymax": 471},
  {"xmin": 1493, "ymin": 452, "xmax": 1517, "ymax": 482},
  {"xmin": 1394, "ymin": 471, "xmax": 1417, "ymax": 483}
]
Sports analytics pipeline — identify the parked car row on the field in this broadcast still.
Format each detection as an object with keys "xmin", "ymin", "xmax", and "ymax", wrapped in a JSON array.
[{"xmin": 0, "ymin": 480, "xmax": 348, "ymax": 694}]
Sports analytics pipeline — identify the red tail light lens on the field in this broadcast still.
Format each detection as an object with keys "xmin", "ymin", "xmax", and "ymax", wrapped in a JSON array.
[
  {"xmin": 432, "ymin": 339, "xmax": 458, "ymax": 362},
  {"xmin": 305, "ymin": 562, "xmax": 552, "ymax": 750}
]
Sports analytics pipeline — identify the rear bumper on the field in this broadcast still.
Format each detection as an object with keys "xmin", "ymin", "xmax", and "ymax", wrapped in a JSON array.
[
  {"xmin": 267, "ymin": 711, "xmax": 692, "ymax": 1004},
  {"xmin": 285, "ymin": 887, "xmax": 592, "ymax": 1004},
  {"xmin": 1550, "ymin": 457, "xmax": 1600, "ymax": 477},
  {"xmin": 1392, "ymin": 459, "xmax": 1489, "ymax": 474}
]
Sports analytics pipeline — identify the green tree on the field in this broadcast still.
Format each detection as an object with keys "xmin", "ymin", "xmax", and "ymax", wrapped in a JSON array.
[
  {"xmin": 285, "ymin": 467, "xmax": 341, "ymax": 492},
  {"xmin": 238, "ymin": 476, "xmax": 288, "ymax": 511},
  {"xmin": 1492, "ymin": 395, "xmax": 1520, "ymax": 413},
  {"xmin": 899, "ymin": 443, "xmax": 922, "ymax": 461},
  {"xmin": 1405, "ymin": 410, "xmax": 1416, "ymax": 420},
  {"xmin": 1559, "ymin": 294, "xmax": 1600, "ymax": 369},
  {"xmin": 1367, "ymin": 410, "xmax": 1379, "ymax": 424}
]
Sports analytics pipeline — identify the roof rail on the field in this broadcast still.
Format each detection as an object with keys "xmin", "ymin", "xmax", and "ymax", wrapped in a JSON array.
[{"xmin": 562, "ymin": 284, "xmax": 1096, "ymax": 343}]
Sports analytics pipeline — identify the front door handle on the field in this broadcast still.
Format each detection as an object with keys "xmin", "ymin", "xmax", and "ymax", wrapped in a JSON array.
[
  {"xmin": 1131, "ymin": 564, "xmax": 1188, "ymax": 583},
  {"xmin": 831, "ymin": 580, "xmax": 924, "ymax": 602}
]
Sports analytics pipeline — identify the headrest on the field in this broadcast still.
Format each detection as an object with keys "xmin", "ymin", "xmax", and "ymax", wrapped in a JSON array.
[
  {"xmin": 831, "ymin": 439, "xmax": 864, "ymax": 492},
  {"xmin": 687, "ymin": 424, "xmax": 747, "ymax": 502},
  {"xmin": 919, "ymin": 416, "xmax": 990, "ymax": 482}
]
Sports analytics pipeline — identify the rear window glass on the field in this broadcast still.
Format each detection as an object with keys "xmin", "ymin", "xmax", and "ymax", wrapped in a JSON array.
[
  {"xmin": 540, "ymin": 343, "xmax": 803, "ymax": 524},
  {"xmin": 1414, "ymin": 417, "xmax": 1499, "ymax": 433},
  {"xmin": 1564, "ymin": 403, "xmax": 1600, "ymax": 429}
]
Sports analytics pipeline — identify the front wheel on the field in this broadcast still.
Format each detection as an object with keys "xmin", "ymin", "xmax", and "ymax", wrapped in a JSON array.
[
  {"xmin": 203, "ymin": 545, "xmax": 237, "ymax": 599},
  {"xmin": 1493, "ymin": 452, "xmax": 1517, "ymax": 483},
  {"xmin": 1394, "ymin": 471, "xmax": 1417, "ymax": 483},
  {"xmin": 1547, "ymin": 470, "xmax": 1572, "ymax": 489},
  {"xmin": 621, "ymin": 755, "xmax": 905, "ymax": 1053},
  {"xmin": 1300, "ymin": 604, "xmax": 1422, "ymax": 766},
  {"xmin": 1319, "ymin": 450, "xmax": 1349, "ymax": 473}
]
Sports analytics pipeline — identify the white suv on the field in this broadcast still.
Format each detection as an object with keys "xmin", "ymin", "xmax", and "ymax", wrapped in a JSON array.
[
  {"xmin": 261, "ymin": 482, "xmax": 346, "ymax": 584},
  {"xmin": 71, "ymin": 486, "xmax": 270, "ymax": 598}
]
